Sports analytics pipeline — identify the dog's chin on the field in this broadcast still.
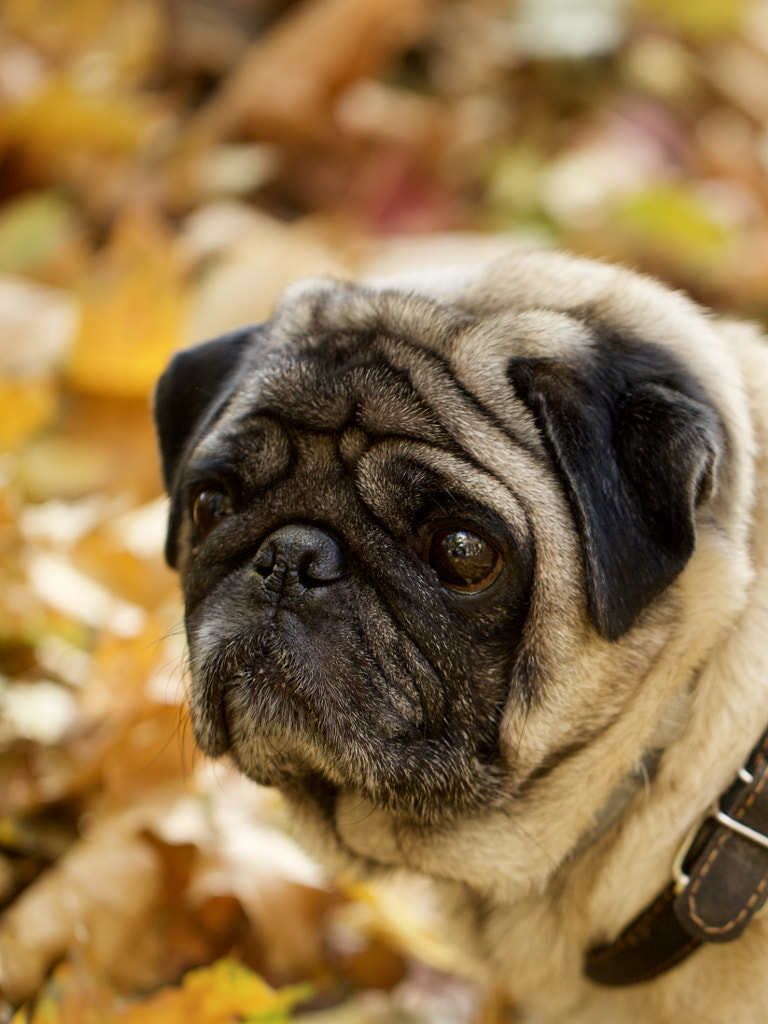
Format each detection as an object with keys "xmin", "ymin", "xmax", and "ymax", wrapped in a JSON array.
[
  {"xmin": 187, "ymin": 670, "xmax": 506, "ymax": 828},
  {"xmin": 225, "ymin": 713, "xmax": 504, "ymax": 827},
  {"xmin": 184, "ymin": 612, "xmax": 510, "ymax": 825}
]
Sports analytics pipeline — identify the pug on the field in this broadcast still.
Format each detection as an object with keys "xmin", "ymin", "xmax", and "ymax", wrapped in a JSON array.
[{"xmin": 155, "ymin": 250, "xmax": 768, "ymax": 1023}]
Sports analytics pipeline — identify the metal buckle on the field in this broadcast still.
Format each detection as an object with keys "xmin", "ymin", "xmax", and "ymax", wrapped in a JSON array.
[
  {"xmin": 672, "ymin": 806, "xmax": 714, "ymax": 893},
  {"xmin": 672, "ymin": 766, "xmax": 768, "ymax": 893},
  {"xmin": 712, "ymin": 809, "xmax": 768, "ymax": 851}
]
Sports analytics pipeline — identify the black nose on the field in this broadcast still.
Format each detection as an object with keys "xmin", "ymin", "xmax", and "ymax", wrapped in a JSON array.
[{"xmin": 254, "ymin": 524, "xmax": 345, "ymax": 589}]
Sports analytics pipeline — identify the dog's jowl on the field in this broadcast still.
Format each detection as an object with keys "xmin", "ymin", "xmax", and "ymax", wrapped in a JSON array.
[{"xmin": 155, "ymin": 251, "xmax": 768, "ymax": 1024}]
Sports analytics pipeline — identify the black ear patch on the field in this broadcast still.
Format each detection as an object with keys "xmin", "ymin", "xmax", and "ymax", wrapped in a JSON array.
[
  {"xmin": 508, "ymin": 336, "xmax": 723, "ymax": 640},
  {"xmin": 154, "ymin": 326, "xmax": 262, "ymax": 566}
]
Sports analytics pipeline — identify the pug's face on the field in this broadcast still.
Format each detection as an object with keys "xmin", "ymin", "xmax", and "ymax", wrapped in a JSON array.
[{"xmin": 155, "ymin": 253, "xmax": 726, "ymax": 833}]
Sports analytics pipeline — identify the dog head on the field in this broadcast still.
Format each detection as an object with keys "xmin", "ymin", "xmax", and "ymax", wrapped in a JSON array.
[{"xmin": 156, "ymin": 251, "xmax": 745, "ymax": 840}]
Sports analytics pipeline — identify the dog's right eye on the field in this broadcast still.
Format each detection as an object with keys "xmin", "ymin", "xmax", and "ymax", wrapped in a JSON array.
[
  {"xmin": 192, "ymin": 487, "xmax": 234, "ymax": 537},
  {"xmin": 424, "ymin": 526, "xmax": 503, "ymax": 593}
]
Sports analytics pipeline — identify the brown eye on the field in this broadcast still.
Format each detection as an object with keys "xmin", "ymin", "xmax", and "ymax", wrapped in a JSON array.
[
  {"xmin": 192, "ymin": 488, "xmax": 234, "ymax": 537},
  {"xmin": 426, "ymin": 528, "xmax": 503, "ymax": 593}
]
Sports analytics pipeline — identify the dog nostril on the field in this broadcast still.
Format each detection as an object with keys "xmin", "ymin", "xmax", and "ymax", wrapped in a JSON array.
[
  {"xmin": 298, "ymin": 541, "xmax": 345, "ymax": 587},
  {"xmin": 254, "ymin": 525, "xmax": 345, "ymax": 588},
  {"xmin": 254, "ymin": 542, "xmax": 277, "ymax": 579}
]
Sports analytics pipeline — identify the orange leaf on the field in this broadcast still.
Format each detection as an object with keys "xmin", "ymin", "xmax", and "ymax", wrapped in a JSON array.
[
  {"xmin": 67, "ymin": 208, "xmax": 188, "ymax": 397},
  {"xmin": 118, "ymin": 959, "xmax": 310, "ymax": 1024}
]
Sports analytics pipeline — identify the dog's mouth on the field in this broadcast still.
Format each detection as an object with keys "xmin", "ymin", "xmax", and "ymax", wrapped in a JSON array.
[{"xmin": 186, "ymin": 612, "xmax": 507, "ymax": 824}]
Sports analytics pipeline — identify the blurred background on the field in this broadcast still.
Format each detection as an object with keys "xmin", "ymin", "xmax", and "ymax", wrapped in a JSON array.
[{"xmin": 2, "ymin": 0, "xmax": 768, "ymax": 1021}]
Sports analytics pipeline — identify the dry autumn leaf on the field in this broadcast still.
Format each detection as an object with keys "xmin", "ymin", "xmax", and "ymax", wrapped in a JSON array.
[
  {"xmin": 0, "ymin": 816, "xmax": 162, "ymax": 1005},
  {"xmin": 116, "ymin": 959, "xmax": 311, "ymax": 1024},
  {"xmin": 193, "ymin": 0, "xmax": 436, "ymax": 143},
  {"xmin": 9, "ymin": 958, "xmax": 310, "ymax": 1024},
  {"xmin": 66, "ymin": 207, "xmax": 188, "ymax": 397},
  {"xmin": 0, "ymin": 76, "xmax": 149, "ymax": 170},
  {"xmin": 0, "ymin": 380, "xmax": 58, "ymax": 453},
  {"xmin": 2, "ymin": 0, "xmax": 118, "ymax": 55}
]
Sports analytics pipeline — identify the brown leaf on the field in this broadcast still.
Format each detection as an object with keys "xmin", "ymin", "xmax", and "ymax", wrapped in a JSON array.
[
  {"xmin": 193, "ymin": 0, "xmax": 436, "ymax": 143},
  {"xmin": 0, "ymin": 820, "xmax": 161, "ymax": 1005}
]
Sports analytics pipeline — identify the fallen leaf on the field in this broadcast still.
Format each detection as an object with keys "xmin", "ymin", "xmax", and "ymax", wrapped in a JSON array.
[
  {"xmin": 186, "ymin": 213, "xmax": 351, "ymax": 339},
  {"xmin": 26, "ymin": 551, "xmax": 146, "ymax": 638},
  {"xmin": 193, "ymin": 0, "xmax": 436, "ymax": 143},
  {"xmin": 706, "ymin": 40, "xmax": 768, "ymax": 120},
  {"xmin": 9, "ymin": 958, "xmax": 311, "ymax": 1024},
  {"xmin": 639, "ymin": 0, "xmax": 748, "ymax": 37},
  {"xmin": 15, "ymin": 436, "xmax": 115, "ymax": 503},
  {"xmin": 116, "ymin": 958, "xmax": 311, "ymax": 1024},
  {"xmin": 0, "ymin": 818, "xmax": 161, "ymax": 1005},
  {"xmin": 67, "ymin": 207, "xmax": 188, "ymax": 397},
  {"xmin": 0, "ymin": 380, "xmax": 58, "ymax": 453},
  {"xmin": 0, "ymin": 75, "xmax": 149, "ymax": 170},
  {"xmin": 0, "ymin": 680, "xmax": 80, "ymax": 745},
  {"xmin": 2, "ymin": 0, "xmax": 118, "ymax": 57},
  {"xmin": 611, "ymin": 182, "xmax": 731, "ymax": 277}
]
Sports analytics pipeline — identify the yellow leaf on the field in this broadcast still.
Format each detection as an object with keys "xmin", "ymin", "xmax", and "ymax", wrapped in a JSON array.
[
  {"xmin": 117, "ymin": 959, "xmax": 311, "ymax": 1024},
  {"xmin": 340, "ymin": 878, "xmax": 459, "ymax": 974},
  {"xmin": 611, "ymin": 184, "xmax": 730, "ymax": 277},
  {"xmin": 10, "ymin": 990, "xmax": 60, "ymax": 1024},
  {"xmin": 0, "ymin": 76, "xmax": 147, "ymax": 164},
  {"xmin": 2, "ymin": 0, "xmax": 162, "ymax": 82},
  {"xmin": 2, "ymin": 0, "xmax": 117, "ymax": 55},
  {"xmin": 638, "ymin": 0, "xmax": 748, "ymax": 37},
  {"xmin": 0, "ymin": 379, "xmax": 58, "ymax": 451},
  {"xmin": 67, "ymin": 208, "xmax": 188, "ymax": 398}
]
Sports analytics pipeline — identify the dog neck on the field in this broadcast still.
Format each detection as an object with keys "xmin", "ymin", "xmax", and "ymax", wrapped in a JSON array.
[
  {"xmin": 574, "ymin": 687, "xmax": 692, "ymax": 855},
  {"xmin": 572, "ymin": 746, "xmax": 664, "ymax": 857},
  {"xmin": 584, "ymin": 722, "xmax": 768, "ymax": 985}
]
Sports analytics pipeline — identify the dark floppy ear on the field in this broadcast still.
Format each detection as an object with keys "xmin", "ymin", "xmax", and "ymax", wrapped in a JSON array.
[
  {"xmin": 153, "ymin": 326, "xmax": 261, "ymax": 566},
  {"xmin": 508, "ymin": 339, "xmax": 723, "ymax": 640}
]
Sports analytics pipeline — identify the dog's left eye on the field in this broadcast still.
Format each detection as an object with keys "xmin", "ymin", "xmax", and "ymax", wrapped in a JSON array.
[
  {"xmin": 192, "ymin": 487, "xmax": 234, "ymax": 537},
  {"xmin": 425, "ymin": 527, "xmax": 503, "ymax": 593}
]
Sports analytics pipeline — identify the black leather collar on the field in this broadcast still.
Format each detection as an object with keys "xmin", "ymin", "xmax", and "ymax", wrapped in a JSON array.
[{"xmin": 585, "ymin": 724, "xmax": 768, "ymax": 986}]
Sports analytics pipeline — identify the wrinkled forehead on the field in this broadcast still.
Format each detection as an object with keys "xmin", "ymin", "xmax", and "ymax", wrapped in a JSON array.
[
  {"xmin": 194, "ymin": 335, "xmax": 453, "ymax": 464},
  {"xmin": 191, "ymin": 280, "xmax": 591, "ymax": 466}
]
